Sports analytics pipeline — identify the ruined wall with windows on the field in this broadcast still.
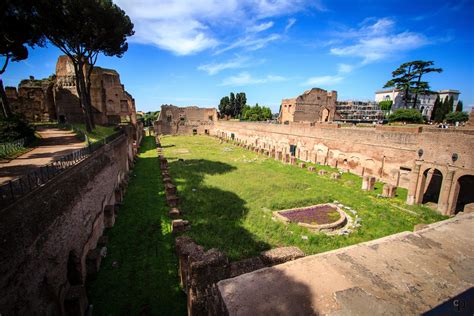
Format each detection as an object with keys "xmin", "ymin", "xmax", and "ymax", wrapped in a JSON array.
[
  {"xmin": 154, "ymin": 104, "xmax": 217, "ymax": 135},
  {"xmin": 212, "ymin": 121, "xmax": 474, "ymax": 215},
  {"xmin": 6, "ymin": 77, "xmax": 57, "ymax": 122},
  {"xmin": 55, "ymin": 55, "xmax": 137, "ymax": 125},
  {"xmin": 278, "ymin": 88, "xmax": 338, "ymax": 123}
]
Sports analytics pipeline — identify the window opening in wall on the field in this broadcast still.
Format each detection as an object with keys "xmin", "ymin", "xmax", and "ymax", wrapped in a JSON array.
[
  {"xmin": 193, "ymin": 129, "xmax": 197, "ymax": 135},
  {"xmin": 231, "ymin": 133, "xmax": 235, "ymax": 140},
  {"xmin": 167, "ymin": 115, "xmax": 172, "ymax": 122},
  {"xmin": 208, "ymin": 116, "xmax": 213, "ymax": 121},
  {"xmin": 290, "ymin": 145, "xmax": 297, "ymax": 156},
  {"xmin": 205, "ymin": 129, "xmax": 209, "ymax": 135}
]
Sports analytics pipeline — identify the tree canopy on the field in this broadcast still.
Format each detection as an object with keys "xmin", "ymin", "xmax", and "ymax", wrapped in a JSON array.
[
  {"xmin": 0, "ymin": 0, "xmax": 44, "ymax": 118},
  {"xmin": 218, "ymin": 92, "xmax": 247, "ymax": 118},
  {"xmin": 241, "ymin": 103, "xmax": 272, "ymax": 121},
  {"xmin": 36, "ymin": 0, "xmax": 134, "ymax": 131},
  {"xmin": 388, "ymin": 109, "xmax": 424, "ymax": 124},
  {"xmin": 384, "ymin": 60, "xmax": 442, "ymax": 109},
  {"xmin": 445, "ymin": 111, "xmax": 469, "ymax": 123}
]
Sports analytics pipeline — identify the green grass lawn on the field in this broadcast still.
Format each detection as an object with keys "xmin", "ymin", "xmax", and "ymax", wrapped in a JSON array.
[
  {"xmin": 87, "ymin": 136, "xmax": 186, "ymax": 315},
  {"xmin": 72, "ymin": 124, "xmax": 116, "ymax": 143},
  {"xmin": 161, "ymin": 135, "xmax": 446, "ymax": 261}
]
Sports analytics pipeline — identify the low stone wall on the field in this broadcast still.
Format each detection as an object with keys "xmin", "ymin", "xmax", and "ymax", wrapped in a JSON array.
[
  {"xmin": 175, "ymin": 237, "xmax": 304, "ymax": 315},
  {"xmin": 0, "ymin": 132, "xmax": 135, "ymax": 314}
]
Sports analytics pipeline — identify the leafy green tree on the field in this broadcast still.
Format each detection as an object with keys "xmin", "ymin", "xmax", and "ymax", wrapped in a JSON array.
[
  {"xmin": 431, "ymin": 95, "xmax": 441, "ymax": 121},
  {"xmin": 219, "ymin": 96, "xmax": 230, "ymax": 117},
  {"xmin": 0, "ymin": 0, "xmax": 44, "ymax": 118},
  {"xmin": 455, "ymin": 100, "xmax": 463, "ymax": 112},
  {"xmin": 388, "ymin": 109, "xmax": 424, "ymax": 124},
  {"xmin": 384, "ymin": 60, "xmax": 442, "ymax": 109},
  {"xmin": 36, "ymin": 0, "xmax": 134, "ymax": 132},
  {"xmin": 379, "ymin": 100, "xmax": 392, "ymax": 111},
  {"xmin": 445, "ymin": 111, "xmax": 469, "ymax": 123},
  {"xmin": 234, "ymin": 92, "xmax": 247, "ymax": 117},
  {"xmin": 229, "ymin": 92, "xmax": 236, "ymax": 117}
]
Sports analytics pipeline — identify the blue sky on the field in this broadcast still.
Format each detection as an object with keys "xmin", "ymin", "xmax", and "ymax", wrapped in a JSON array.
[{"xmin": 3, "ymin": 0, "xmax": 474, "ymax": 112}]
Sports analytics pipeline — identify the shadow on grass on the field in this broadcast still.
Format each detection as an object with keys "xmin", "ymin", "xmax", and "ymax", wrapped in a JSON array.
[
  {"xmin": 87, "ymin": 136, "xmax": 187, "ymax": 316},
  {"xmin": 168, "ymin": 158, "xmax": 270, "ymax": 261}
]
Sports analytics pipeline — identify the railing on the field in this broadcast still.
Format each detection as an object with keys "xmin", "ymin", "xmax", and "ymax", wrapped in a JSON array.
[
  {"xmin": 0, "ymin": 138, "xmax": 27, "ymax": 158},
  {"xmin": 0, "ymin": 130, "xmax": 124, "ymax": 210}
]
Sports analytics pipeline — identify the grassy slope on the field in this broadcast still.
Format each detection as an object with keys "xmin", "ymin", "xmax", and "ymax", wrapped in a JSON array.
[
  {"xmin": 72, "ymin": 124, "xmax": 116, "ymax": 143},
  {"xmin": 162, "ymin": 135, "xmax": 446, "ymax": 261},
  {"xmin": 87, "ymin": 136, "xmax": 186, "ymax": 315}
]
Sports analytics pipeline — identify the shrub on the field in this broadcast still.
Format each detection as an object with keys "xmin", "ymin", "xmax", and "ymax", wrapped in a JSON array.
[
  {"xmin": 388, "ymin": 109, "xmax": 424, "ymax": 124},
  {"xmin": 0, "ymin": 115, "xmax": 36, "ymax": 142},
  {"xmin": 445, "ymin": 111, "xmax": 469, "ymax": 123},
  {"xmin": 379, "ymin": 100, "xmax": 393, "ymax": 111}
]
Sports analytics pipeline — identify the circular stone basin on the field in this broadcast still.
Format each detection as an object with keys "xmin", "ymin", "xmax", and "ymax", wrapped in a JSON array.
[{"xmin": 273, "ymin": 203, "xmax": 347, "ymax": 232}]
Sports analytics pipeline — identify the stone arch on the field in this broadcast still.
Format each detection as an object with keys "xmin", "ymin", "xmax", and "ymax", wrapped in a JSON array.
[
  {"xmin": 421, "ymin": 168, "xmax": 444, "ymax": 205},
  {"xmin": 451, "ymin": 174, "xmax": 474, "ymax": 213},
  {"xmin": 321, "ymin": 108, "xmax": 329, "ymax": 122}
]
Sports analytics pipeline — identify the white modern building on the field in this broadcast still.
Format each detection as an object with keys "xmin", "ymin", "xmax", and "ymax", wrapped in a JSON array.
[{"xmin": 375, "ymin": 89, "xmax": 460, "ymax": 118}]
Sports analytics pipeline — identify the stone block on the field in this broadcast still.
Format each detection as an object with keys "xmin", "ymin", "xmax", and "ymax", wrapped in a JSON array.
[
  {"xmin": 382, "ymin": 184, "xmax": 397, "ymax": 198},
  {"xmin": 165, "ymin": 182, "xmax": 177, "ymax": 195},
  {"xmin": 318, "ymin": 170, "xmax": 327, "ymax": 176},
  {"xmin": 464, "ymin": 203, "xmax": 474, "ymax": 214},
  {"xmin": 63, "ymin": 285, "xmax": 88, "ymax": 316},
  {"xmin": 308, "ymin": 166, "xmax": 316, "ymax": 172},
  {"xmin": 260, "ymin": 247, "xmax": 305, "ymax": 265},
  {"xmin": 229, "ymin": 257, "xmax": 266, "ymax": 278},
  {"xmin": 362, "ymin": 175, "xmax": 376, "ymax": 191},
  {"xmin": 103, "ymin": 205, "xmax": 115, "ymax": 228},
  {"xmin": 332, "ymin": 173, "xmax": 341, "ymax": 180},
  {"xmin": 299, "ymin": 162, "xmax": 306, "ymax": 168},
  {"xmin": 166, "ymin": 194, "xmax": 180, "ymax": 207},
  {"xmin": 97, "ymin": 236, "xmax": 108, "ymax": 248},
  {"xmin": 86, "ymin": 248, "xmax": 102, "ymax": 277},
  {"xmin": 168, "ymin": 207, "xmax": 181, "ymax": 218},
  {"xmin": 172, "ymin": 219, "xmax": 191, "ymax": 233}
]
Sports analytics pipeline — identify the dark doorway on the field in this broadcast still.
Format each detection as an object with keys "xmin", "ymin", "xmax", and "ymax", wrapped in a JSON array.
[
  {"xmin": 454, "ymin": 175, "xmax": 474, "ymax": 213},
  {"xmin": 290, "ymin": 145, "xmax": 297, "ymax": 157},
  {"xmin": 422, "ymin": 169, "xmax": 443, "ymax": 204},
  {"xmin": 231, "ymin": 133, "xmax": 235, "ymax": 140}
]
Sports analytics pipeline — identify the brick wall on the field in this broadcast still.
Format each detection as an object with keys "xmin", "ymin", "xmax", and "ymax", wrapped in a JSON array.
[{"xmin": 0, "ymin": 134, "xmax": 134, "ymax": 314}]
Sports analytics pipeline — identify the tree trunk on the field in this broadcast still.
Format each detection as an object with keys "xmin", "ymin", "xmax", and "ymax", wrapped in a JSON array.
[
  {"xmin": 73, "ymin": 61, "xmax": 93, "ymax": 133},
  {"xmin": 85, "ymin": 64, "xmax": 96, "ymax": 129},
  {"xmin": 0, "ymin": 79, "xmax": 12, "ymax": 118},
  {"xmin": 412, "ymin": 73, "xmax": 423, "ymax": 110}
]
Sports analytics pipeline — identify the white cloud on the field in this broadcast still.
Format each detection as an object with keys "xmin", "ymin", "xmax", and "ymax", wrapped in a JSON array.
[
  {"xmin": 285, "ymin": 18, "xmax": 297, "ymax": 32},
  {"xmin": 198, "ymin": 56, "xmax": 251, "ymax": 75},
  {"xmin": 329, "ymin": 18, "xmax": 429, "ymax": 64},
  {"xmin": 215, "ymin": 34, "xmax": 281, "ymax": 55},
  {"xmin": 247, "ymin": 21, "xmax": 274, "ymax": 33},
  {"xmin": 115, "ymin": 0, "xmax": 316, "ymax": 55},
  {"xmin": 337, "ymin": 63, "xmax": 354, "ymax": 74},
  {"xmin": 303, "ymin": 75, "xmax": 343, "ymax": 86},
  {"xmin": 221, "ymin": 72, "xmax": 286, "ymax": 86}
]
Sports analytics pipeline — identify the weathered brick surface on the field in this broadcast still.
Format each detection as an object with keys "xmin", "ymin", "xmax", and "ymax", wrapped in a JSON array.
[{"xmin": 0, "ymin": 135, "xmax": 132, "ymax": 314}]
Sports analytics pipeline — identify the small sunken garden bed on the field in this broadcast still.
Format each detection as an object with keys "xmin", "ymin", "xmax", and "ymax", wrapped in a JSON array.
[{"xmin": 273, "ymin": 203, "xmax": 347, "ymax": 232}]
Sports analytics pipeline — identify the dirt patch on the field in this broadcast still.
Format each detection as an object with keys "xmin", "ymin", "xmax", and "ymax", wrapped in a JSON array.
[{"xmin": 279, "ymin": 205, "xmax": 340, "ymax": 225}]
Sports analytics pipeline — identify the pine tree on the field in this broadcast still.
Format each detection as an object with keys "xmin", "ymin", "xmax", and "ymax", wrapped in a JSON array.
[
  {"xmin": 447, "ymin": 96, "xmax": 454, "ymax": 115},
  {"xmin": 431, "ymin": 95, "xmax": 440, "ymax": 121},
  {"xmin": 455, "ymin": 100, "xmax": 463, "ymax": 112}
]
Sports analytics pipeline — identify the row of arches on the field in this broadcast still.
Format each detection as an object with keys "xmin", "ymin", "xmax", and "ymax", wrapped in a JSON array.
[{"xmin": 419, "ymin": 168, "xmax": 474, "ymax": 214}]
